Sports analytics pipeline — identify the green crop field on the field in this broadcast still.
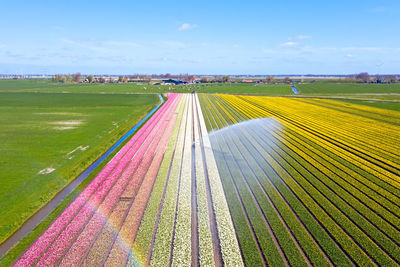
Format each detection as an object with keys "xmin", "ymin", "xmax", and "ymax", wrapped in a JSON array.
[
  {"xmin": 0, "ymin": 88, "xmax": 158, "ymax": 244},
  {"xmin": 296, "ymin": 82, "xmax": 400, "ymax": 95},
  {"xmin": 0, "ymin": 79, "xmax": 292, "ymax": 95},
  {"xmin": 294, "ymin": 82, "xmax": 400, "ymax": 111}
]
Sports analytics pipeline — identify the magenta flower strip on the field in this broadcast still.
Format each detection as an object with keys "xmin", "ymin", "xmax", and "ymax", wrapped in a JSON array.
[
  {"xmin": 34, "ymin": 95, "xmax": 178, "ymax": 266},
  {"xmin": 58, "ymin": 95, "xmax": 181, "ymax": 266},
  {"xmin": 104, "ymin": 97, "xmax": 181, "ymax": 266}
]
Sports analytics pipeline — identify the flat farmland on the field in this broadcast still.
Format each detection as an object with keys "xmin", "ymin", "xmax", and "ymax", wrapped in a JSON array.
[
  {"xmin": 0, "ymin": 91, "xmax": 158, "ymax": 244},
  {"xmin": 1, "ymin": 80, "xmax": 400, "ymax": 266},
  {"xmin": 296, "ymin": 82, "xmax": 400, "ymax": 95},
  {"xmin": 295, "ymin": 82, "xmax": 400, "ymax": 111},
  {"xmin": 0, "ymin": 79, "xmax": 293, "ymax": 95}
]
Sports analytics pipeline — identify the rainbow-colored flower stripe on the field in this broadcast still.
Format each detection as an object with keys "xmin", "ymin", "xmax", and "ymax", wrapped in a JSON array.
[{"xmin": 15, "ymin": 94, "xmax": 242, "ymax": 267}]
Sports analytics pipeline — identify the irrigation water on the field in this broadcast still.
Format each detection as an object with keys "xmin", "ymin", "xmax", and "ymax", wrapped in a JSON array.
[
  {"xmin": 209, "ymin": 118, "xmax": 283, "ymax": 163},
  {"xmin": 0, "ymin": 94, "xmax": 164, "ymax": 257},
  {"xmin": 290, "ymin": 85, "xmax": 299, "ymax": 94}
]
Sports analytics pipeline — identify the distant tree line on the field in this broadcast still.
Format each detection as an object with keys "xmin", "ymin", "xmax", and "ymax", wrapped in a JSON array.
[
  {"xmin": 53, "ymin": 73, "xmax": 82, "ymax": 83},
  {"xmin": 356, "ymin": 73, "xmax": 398, "ymax": 83},
  {"xmin": 51, "ymin": 72, "xmax": 399, "ymax": 85}
]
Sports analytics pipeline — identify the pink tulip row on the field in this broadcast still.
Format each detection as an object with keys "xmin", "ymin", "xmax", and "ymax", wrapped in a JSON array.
[
  {"xmin": 14, "ymin": 93, "xmax": 179, "ymax": 266},
  {"xmin": 81, "ymin": 104, "xmax": 182, "ymax": 267},
  {"xmin": 44, "ymin": 94, "xmax": 181, "ymax": 266},
  {"xmin": 37, "ymin": 102, "xmax": 175, "ymax": 266},
  {"xmin": 58, "ymin": 94, "xmax": 182, "ymax": 266},
  {"xmin": 105, "ymin": 102, "xmax": 180, "ymax": 266}
]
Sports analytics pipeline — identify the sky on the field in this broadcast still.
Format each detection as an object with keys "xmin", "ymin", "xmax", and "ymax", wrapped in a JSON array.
[{"xmin": 0, "ymin": 0, "xmax": 399, "ymax": 75}]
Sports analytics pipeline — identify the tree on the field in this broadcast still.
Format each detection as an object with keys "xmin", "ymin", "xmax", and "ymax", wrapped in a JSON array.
[
  {"xmin": 200, "ymin": 77, "xmax": 208, "ymax": 83},
  {"xmin": 64, "ymin": 75, "xmax": 72, "ymax": 83},
  {"xmin": 356, "ymin": 72, "xmax": 370, "ymax": 83},
  {"xmin": 385, "ymin": 75, "xmax": 396, "ymax": 83},
  {"xmin": 222, "ymin": 75, "xmax": 230, "ymax": 83},
  {"xmin": 71, "ymin": 73, "xmax": 81, "ymax": 83},
  {"xmin": 87, "ymin": 74, "xmax": 94, "ymax": 83},
  {"xmin": 118, "ymin": 76, "xmax": 124, "ymax": 82},
  {"xmin": 53, "ymin": 74, "xmax": 63, "ymax": 83},
  {"xmin": 143, "ymin": 75, "xmax": 152, "ymax": 84},
  {"xmin": 266, "ymin": 76, "xmax": 275, "ymax": 83}
]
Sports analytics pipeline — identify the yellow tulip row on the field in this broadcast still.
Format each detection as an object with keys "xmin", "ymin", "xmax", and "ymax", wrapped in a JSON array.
[
  {"xmin": 198, "ymin": 93, "xmax": 400, "ymax": 266},
  {"xmin": 220, "ymin": 95, "xmax": 400, "ymax": 182}
]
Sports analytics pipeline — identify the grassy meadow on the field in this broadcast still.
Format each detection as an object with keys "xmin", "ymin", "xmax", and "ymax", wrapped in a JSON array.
[
  {"xmin": 0, "ymin": 79, "xmax": 292, "ymax": 95},
  {"xmin": 0, "ymin": 88, "xmax": 158, "ymax": 244}
]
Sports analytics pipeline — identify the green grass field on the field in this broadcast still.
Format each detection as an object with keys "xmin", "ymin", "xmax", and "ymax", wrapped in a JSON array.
[
  {"xmin": 0, "ymin": 79, "xmax": 293, "ymax": 95},
  {"xmin": 0, "ymin": 89, "xmax": 158, "ymax": 243},
  {"xmin": 293, "ymin": 82, "xmax": 400, "ymax": 111},
  {"xmin": 296, "ymin": 82, "xmax": 400, "ymax": 95}
]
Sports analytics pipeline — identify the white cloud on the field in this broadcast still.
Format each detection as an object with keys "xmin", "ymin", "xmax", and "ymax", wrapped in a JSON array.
[
  {"xmin": 346, "ymin": 54, "xmax": 355, "ymax": 58},
  {"xmin": 178, "ymin": 23, "xmax": 197, "ymax": 31},
  {"xmin": 280, "ymin": 42, "xmax": 299, "ymax": 48},
  {"xmin": 296, "ymin": 35, "xmax": 312, "ymax": 40}
]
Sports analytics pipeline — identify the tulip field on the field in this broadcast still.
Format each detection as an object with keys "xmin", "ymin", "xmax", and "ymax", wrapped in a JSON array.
[
  {"xmin": 199, "ymin": 94, "xmax": 400, "ymax": 266},
  {"xmin": 13, "ymin": 93, "xmax": 242, "ymax": 266},
  {"xmin": 8, "ymin": 92, "xmax": 400, "ymax": 266}
]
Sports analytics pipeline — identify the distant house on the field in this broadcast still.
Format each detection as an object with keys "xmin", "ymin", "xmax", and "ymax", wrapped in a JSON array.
[
  {"xmin": 162, "ymin": 79, "xmax": 186, "ymax": 85},
  {"xmin": 242, "ymin": 79, "xmax": 253, "ymax": 83}
]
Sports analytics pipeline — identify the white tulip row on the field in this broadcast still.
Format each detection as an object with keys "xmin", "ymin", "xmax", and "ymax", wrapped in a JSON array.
[
  {"xmin": 193, "ymin": 94, "xmax": 215, "ymax": 266},
  {"xmin": 195, "ymin": 95, "xmax": 244, "ymax": 266},
  {"xmin": 171, "ymin": 94, "xmax": 193, "ymax": 266},
  {"xmin": 150, "ymin": 95, "xmax": 189, "ymax": 266}
]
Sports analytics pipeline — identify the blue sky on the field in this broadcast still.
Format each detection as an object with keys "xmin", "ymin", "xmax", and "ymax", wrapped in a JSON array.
[{"xmin": 0, "ymin": 0, "xmax": 399, "ymax": 74}]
